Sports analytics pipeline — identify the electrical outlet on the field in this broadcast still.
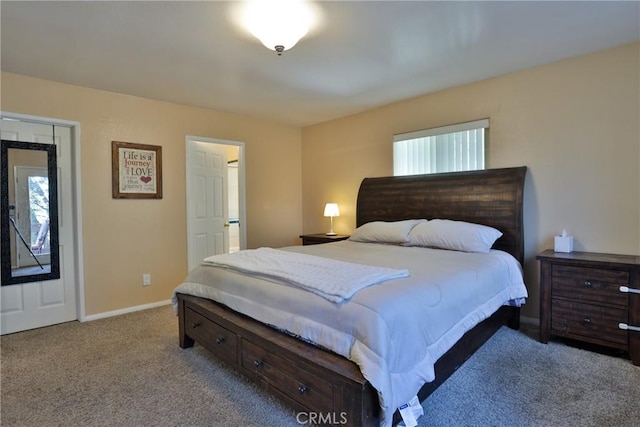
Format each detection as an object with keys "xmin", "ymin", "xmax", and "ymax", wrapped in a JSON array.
[{"xmin": 143, "ymin": 273, "xmax": 151, "ymax": 286}]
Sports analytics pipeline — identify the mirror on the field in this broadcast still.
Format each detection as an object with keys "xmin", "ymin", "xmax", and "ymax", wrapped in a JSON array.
[{"xmin": 1, "ymin": 140, "xmax": 60, "ymax": 285}]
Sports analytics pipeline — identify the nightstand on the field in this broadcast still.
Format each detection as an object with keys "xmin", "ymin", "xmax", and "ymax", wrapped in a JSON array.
[
  {"xmin": 537, "ymin": 249, "xmax": 640, "ymax": 365},
  {"xmin": 299, "ymin": 233, "xmax": 350, "ymax": 246}
]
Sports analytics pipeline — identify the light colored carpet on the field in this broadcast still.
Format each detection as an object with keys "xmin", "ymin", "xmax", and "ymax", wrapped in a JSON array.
[{"xmin": 1, "ymin": 305, "xmax": 639, "ymax": 426}]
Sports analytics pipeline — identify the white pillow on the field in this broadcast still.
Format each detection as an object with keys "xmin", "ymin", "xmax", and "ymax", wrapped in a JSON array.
[
  {"xmin": 407, "ymin": 219, "xmax": 502, "ymax": 253},
  {"xmin": 349, "ymin": 219, "xmax": 426, "ymax": 244}
]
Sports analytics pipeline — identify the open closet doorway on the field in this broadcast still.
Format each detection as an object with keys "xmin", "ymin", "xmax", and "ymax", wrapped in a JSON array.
[{"xmin": 185, "ymin": 136, "xmax": 246, "ymax": 272}]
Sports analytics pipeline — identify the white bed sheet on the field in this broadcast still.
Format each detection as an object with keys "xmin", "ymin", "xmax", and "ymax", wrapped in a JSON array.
[{"xmin": 172, "ymin": 241, "xmax": 528, "ymax": 427}]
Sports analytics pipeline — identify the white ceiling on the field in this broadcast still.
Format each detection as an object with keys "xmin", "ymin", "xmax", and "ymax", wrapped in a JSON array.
[{"xmin": 2, "ymin": 1, "xmax": 639, "ymax": 127}]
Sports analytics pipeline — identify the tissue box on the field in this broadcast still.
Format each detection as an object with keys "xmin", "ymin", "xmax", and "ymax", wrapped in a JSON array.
[{"xmin": 554, "ymin": 235, "xmax": 574, "ymax": 253}]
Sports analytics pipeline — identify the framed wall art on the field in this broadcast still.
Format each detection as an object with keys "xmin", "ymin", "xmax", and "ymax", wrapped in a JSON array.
[{"xmin": 111, "ymin": 141, "xmax": 163, "ymax": 199}]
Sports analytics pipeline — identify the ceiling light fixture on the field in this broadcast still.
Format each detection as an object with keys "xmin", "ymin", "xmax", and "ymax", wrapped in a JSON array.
[{"xmin": 243, "ymin": 0, "xmax": 314, "ymax": 56}]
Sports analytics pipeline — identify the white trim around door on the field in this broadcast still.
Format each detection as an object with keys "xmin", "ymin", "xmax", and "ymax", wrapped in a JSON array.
[{"xmin": 1, "ymin": 111, "xmax": 86, "ymax": 324}]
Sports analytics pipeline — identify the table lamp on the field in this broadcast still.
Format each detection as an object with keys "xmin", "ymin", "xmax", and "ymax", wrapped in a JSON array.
[{"xmin": 323, "ymin": 203, "xmax": 340, "ymax": 236}]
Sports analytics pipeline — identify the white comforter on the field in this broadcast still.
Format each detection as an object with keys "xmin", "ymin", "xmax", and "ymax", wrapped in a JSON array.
[
  {"xmin": 172, "ymin": 241, "xmax": 528, "ymax": 427},
  {"xmin": 201, "ymin": 247, "xmax": 409, "ymax": 303}
]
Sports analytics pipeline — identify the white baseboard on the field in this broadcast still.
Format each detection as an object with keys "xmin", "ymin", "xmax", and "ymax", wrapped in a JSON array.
[{"xmin": 81, "ymin": 299, "xmax": 171, "ymax": 322}]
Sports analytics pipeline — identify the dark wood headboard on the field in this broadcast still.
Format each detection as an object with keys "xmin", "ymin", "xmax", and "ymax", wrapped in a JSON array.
[{"xmin": 356, "ymin": 167, "xmax": 527, "ymax": 264}]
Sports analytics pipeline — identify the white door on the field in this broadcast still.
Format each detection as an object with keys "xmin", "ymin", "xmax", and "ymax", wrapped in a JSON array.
[
  {"xmin": 186, "ymin": 139, "xmax": 229, "ymax": 271},
  {"xmin": 1, "ymin": 120, "xmax": 77, "ymax": 334}
]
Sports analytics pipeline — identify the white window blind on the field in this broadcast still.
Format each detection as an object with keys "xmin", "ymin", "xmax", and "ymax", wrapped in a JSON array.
[{"xmin": 393, "ymin": 119, "xmax": 488, "ymax": 176}]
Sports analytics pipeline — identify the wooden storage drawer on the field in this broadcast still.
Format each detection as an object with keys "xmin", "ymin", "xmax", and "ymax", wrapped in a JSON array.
[
  {"xmin": 551, "ymin": 299, "xmax": 628, "ymax": 349},
  {"xmin": 185, "ymin": 308, "xmax": 238, "ymax": 365},
  {"xmin": 241, "ymin": 339, "xmax": 334, "ymax": 413},
  {"xmin": 552, "ymin": 264, "xmax": 628, "ymax": 307},
  {"xmin": 178, "ymin": 294, "xmax": 379, "ymax": 425}
]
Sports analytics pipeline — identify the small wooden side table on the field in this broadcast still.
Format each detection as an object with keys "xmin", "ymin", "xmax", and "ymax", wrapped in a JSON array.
[
  {"xmin": 299, "ymin": 233, "xmax": 350, "ymax": 246},
  {"xmin": 537, "ymin": 249, "xmax": 640, "ymax": 365}
]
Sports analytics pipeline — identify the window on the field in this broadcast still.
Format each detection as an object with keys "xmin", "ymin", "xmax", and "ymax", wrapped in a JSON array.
[
  {"xmin": 28, "ymin": 176, "xmax": 50, "ymax": 253},
  {"xmin": 393, "ymin": 119, "xmax": 488, "ymax": 176}
]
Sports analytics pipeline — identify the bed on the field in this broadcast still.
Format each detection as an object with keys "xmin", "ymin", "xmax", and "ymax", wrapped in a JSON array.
[{"xmin": 174, "ymin": 166, "xmax": 527, "ymax": 426}]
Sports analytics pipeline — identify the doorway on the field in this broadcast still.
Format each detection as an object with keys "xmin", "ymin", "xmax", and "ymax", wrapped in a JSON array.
[
  {"xmin": 1, "ymin": 113, "xmax": 84, "ymax": 334},
  {"xmin": 185, "ymin": 136, "xmax": 246, "ymax": 272}
]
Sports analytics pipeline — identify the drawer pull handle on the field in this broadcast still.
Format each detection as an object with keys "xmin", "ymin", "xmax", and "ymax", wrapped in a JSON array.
[
  {"xmin": 582, "ymin": 317, "xmax": 592, "ymax": 325},
  {"xmin": 298, "ymin": 385, "xmax": 308, "ymax": 394},
  {"xmin": 619, "ymin": 323, "xmax": 640, "ymax": 332},
  {"xmin": 192, "ymin": 322, "xmax": 201, "ymax": 329},
  {"xmin": 620, "ymin": 286, "xmax": 640, "ymax": 295},
  {"xmin": 583, "ymin": 280, "xmax": 592, "ymax": 287},
  {"xmin": 215, "ymin": 337, "xmax": 225, "ymax": 344},
  {"xmin": 254, "ymin": 360, "xmax": 264, "ymax": 368}
]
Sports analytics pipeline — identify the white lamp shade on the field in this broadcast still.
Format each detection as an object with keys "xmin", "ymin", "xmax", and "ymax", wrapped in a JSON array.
[
  {"xmin": 323, "ymin": 203, "xmax": 340, "ymax": 217},
  {"xmin": 243, "ymin": 0, "xmax": 312, "ymax": 52}
]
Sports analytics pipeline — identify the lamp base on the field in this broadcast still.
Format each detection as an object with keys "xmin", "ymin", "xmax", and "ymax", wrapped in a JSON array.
[{"xmin": 326, "ymin": 215, "xmax": 337, "ymax": 236}]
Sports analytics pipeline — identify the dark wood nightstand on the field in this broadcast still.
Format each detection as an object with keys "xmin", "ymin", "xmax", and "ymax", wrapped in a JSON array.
[
  {"xmin": 537, "ymin": 249, "xmax": 640, "ymax": 365},
  {"xmin": 299, "ymin": 233, "xmax": 350, "ymax": 246}
]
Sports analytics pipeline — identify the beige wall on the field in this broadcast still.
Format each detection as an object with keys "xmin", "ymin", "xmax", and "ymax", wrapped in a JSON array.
[
  {"xmin": 1, "ymin": 72, "xmax": 302, "ymax": 315},
  {"xmin": 301, "ymin": 42, "xmax": 640, "ymax": 320}
]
